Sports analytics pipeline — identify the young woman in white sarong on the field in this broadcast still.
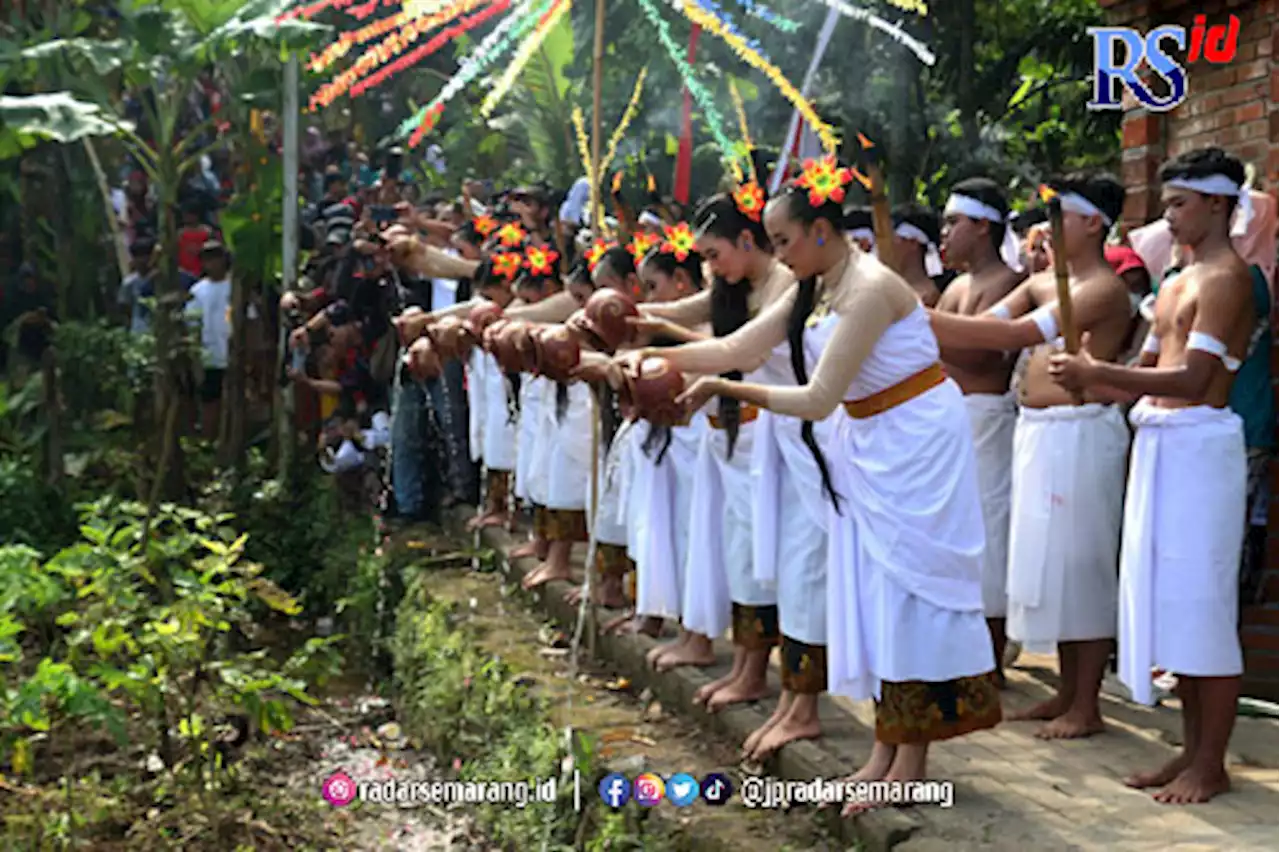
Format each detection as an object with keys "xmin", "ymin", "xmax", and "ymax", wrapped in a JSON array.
[
  {"xmin": 1048, "ymin": 147, "xmax": 1255, "ymax": 805},
  {"xmin": 620, "ymin": 209, "xmax": 831, "ymax": 762},
  {"xmin": 676, "ymin": 160, "xmax": 1002, "ymax": 785},
  {"xmin": 628, "ymin": 229, "xmax": 713, "ymax": 671},
  {"xmin": 628, "ymin": 188, "xmax": 797, "ymax": 710},
  {"xmin": 461, "ymin": 259, "xmax": 519, "ymax": 531}
]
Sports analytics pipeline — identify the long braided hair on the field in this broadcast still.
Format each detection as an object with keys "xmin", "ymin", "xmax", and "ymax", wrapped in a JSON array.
[
  {"xmin": 777, "ymin": 186, "xmax": 842, "ymax": 511},
  {"xmin": 692, "ymin": 193, "xmax": 771, "ymax": 460}
]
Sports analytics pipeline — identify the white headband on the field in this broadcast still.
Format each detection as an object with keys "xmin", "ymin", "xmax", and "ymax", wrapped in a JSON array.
[
  {"xmin": 1163, "ymin": 175, "xmax": 1253, "ymax": 237},
  {"xmin": 638, "ymin": 210, "xmax": 664, "ymax": 228},
  {"xmin": 894, "ymin": 222, "xmax": 944, "ymax": 277},
  {"xmin": 943, "ymin": 193, "xmax": 1023, "ymax": 273},
  {"xmin": 847, "ymin": 227, "xmax": 875, "ymax": 245},
  {"xmin": 1056, "ymin": 191, "xmax": 1113, "ymax": 228}
]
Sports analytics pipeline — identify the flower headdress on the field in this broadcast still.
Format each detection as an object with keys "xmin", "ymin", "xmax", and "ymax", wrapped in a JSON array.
[
  {"xmin": 660, "ymin": 223, "xmax": 697, "ymax": 262},
  {"xmin": 795, "ymin": 156, "xmax": 854, "ymax": 207},
  {"xmin": 732, "ymin": 181, "xmax": 766, "ymax": 222},
  {"xmin": 523, "ymin": 245, "xmax": 559, "ymax": 277},
  {"xmin": 628, "ymin": 231, "xmax": 659, "ymax": 264},
  {"xmin": 586, "ymin": 240, "xmax": 615, "ymax": 273},
  {"xmin": 497, "ymin": 222, "xmax": 527, "ymax": 248},
  {"xmin": 491, "ymin": 252, "xmax": 523, "ymax": 282},
  {"xmin": 472, "ymin": 214, "xmax": 498, "ymax": 238}
]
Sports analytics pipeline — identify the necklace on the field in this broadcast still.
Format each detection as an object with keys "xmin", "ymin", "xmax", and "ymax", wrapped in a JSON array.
[{"xmin": 807, "ymin": 250, "xmax": 851, "ymax": 328}]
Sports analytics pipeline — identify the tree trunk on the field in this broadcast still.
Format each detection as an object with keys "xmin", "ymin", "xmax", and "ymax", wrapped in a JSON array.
[{"xmin": 151, "ymin": 160, "xmax": 188, "ymax": 502}]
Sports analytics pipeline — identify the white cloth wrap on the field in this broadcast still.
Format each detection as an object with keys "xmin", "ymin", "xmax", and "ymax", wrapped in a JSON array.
[
  {"xmin": 682, "ymin": 416, "xmax": 766, "ymax": 637},
  {"xmin": 812, "ymin": 310, "xmax": 993, "ymax": 701},
  {"xmin": 964, "ymin": 392, "xmax": 1017, "ymax": 618},
  {"xmin": 545, "ymin": 381, "xmax": 593, "ymax": 510},
  {"xmin": 750, "ymin": 340, "xmax": 834, "ymax": 644},
  {"xmin": 635, "ymin": 416, "xmax": 706, "ymax": 619},
  {"xmin": 1006, "ymin": 404, "xmax": 1129, "ymax": 649},
  {"xmin": 593, "ymin": 420, "xmax": 635, "ymax": 547},
  {"xmin": 1120, "ymin": 402, "xmax": 1246, "ymax": 705},
  {"xmin": 481, "ymin": 353, "xmax": 516, "ymax": 472},
  {"xmin": 466, "ymin": 348, "xmax": 485, "ymax": 464}
]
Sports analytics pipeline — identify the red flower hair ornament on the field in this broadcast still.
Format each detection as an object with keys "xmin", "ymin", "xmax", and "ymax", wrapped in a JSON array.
[
  {"xmin": 523, "ymin": 245, "xmax": 559, "ymax": 277},
  {"xmin": 660, "ymin": 223, "xmax": 697, "ymax": 262},
  {"xmin": 497, "ymin": 222, "xmax": 527, "ymax": 248},
  {"xmin": 491, "ymin": 252, "xmax": 523, "ymax": 282},
  {"xmin": 628, "ymin": 232, "xmax": 659, "ymax": 264},
  {"xmin": 472, "ymin": 214, "xmax": 498, "ymax": 238},
  {"xmin": 795, "ymin": 156, "xmax": 854, "ymax": 207},
  {"xmin": 586, "ymin": 240, "xmax": 615, "ymax": 273},
  {"xmin": 732, "ymin": 181, "xmax": 766, "ymax": 222}
]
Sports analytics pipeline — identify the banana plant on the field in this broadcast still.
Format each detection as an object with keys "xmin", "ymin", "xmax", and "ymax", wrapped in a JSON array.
[{"xmin": 0, "ymin": 2, "xmax": 328, "ymax": 498}]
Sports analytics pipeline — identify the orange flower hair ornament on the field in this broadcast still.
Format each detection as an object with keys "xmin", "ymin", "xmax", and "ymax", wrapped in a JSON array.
[
  {"xmin": 733, "ymin": 181, "xmax": 766, "ymax": 222},
  {"xmin": 473, "ymin": 214, "xmax": 498, "ymax": 238},
  {"xmin": 523, "ymin": 245, "xmax": 559, "ymax": 277},
  {"xmin": 795, "ymin": 156, "xmax": 855, "ymax": 207},
  {"xmin": 497, "ymin": 222, "xmax": 527, "ymax": 248},
  {"xmin": 491, "ymin": 252, "xmax": 523, "ymax": 282},
  {"xmin": 628, "ymin": 231, "xmax": 659, "ymax": 264},
  {"xmin": 660, "ymin": 223, "xmax": 697, "ymax": 262},
  {"xmin": 586, "ymin": 240, "xmax": 615, "ymax": 273}
]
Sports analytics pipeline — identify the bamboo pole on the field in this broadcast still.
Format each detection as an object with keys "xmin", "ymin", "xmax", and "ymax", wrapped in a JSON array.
[
  {"xmin": 867, "ymin": 162, "xmax": 896, "ymax": 271},
  {"xmin": 1046, "ymin": 196, "xmax": 1082, "ymax": 404},
  {"xmin": 589, "ymin": 0, "xmax": 606, "ymax": 238}
]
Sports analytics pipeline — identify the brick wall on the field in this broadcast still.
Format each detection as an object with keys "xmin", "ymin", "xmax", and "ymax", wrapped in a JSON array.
[{"xmin": 1099, "ymin": 0, "xmax": 1279, "ymax": 701}]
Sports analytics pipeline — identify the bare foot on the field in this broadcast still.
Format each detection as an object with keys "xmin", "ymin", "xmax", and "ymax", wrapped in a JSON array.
[
  {"xmin": 706, "ymin": 678, "xmax": 771, "ymax": 713},
  {"xmin": 747, "ymin": 714, "xmax": 821, "ymax": 761},
  {"xmin": 741, "ymin": 700, "xmax": 790, "ymax": 759},
  {"xmin": 466, "ymin": 512, "xmax": 499, "ymax": 532},
  {"xmin": 615, "ymin": 616, "xmax": 663, "ymax": 638},
  {"xmin": 647, "ymin": 637, "xmax": 686, "ymax": 669},
  {"xmin": 1007, "ymin": 695, "xmax": 1070, "ymax": 722},
  {"xmin": 693, "ymin": 671, "xmax": 739, "ymax": 707},
  {"xmin": 510, "ymin": 540, "xmax": 542, "ymax": 560},
  {"xmin": 1034, "ymin": 709, "xmax": 1105, "ymax": 740},
  {"xmin": 521, "ymin": 561, "xmax": 573, "ymax": 591},
  {"xmin": 475, "ymin": 512, "xmax": 509, "ymax": 530},
  {"xmin": 1153, "ymin": 765, "xmax": 1231, "ymax": 804},
  {"xmin": 1123, "ymin": 753, "xmax": 1192, "ymax": 789},
  {"xmin": 602, "ymin": 611, "xmax": 634, "ymax": 634},
  {"xmin": 654, "ymin": 641, "xmax": 716, "ymax": 672}
]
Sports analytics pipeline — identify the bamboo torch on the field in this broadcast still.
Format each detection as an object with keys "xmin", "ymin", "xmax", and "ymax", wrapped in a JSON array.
[
  {"xmin": 859, "ymin": 133, "xmax": 895, "ymax": 270},
  {"xmin": 1042, "ymin": 188, "xmax": 1080, "ymax": 353}
]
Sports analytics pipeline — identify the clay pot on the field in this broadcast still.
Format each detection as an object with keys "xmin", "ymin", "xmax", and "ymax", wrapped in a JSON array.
[
  {"xmin": 466, "ymin": 301, "xmax": 505, "ymax": 343},
  {"xmin": 533, "ymin": 326, "xmax": 581, "ymax": 383},
  {"xmin": 623, "ymin": 356, "xmax": 685, "ymax": 425},
  {"xmin": 405, "ymin": 337, "xmax": 442, "ymax": 381},
  {"xmin": 582, "ymin": 289, "xmax": 638, "ymax": 353}
]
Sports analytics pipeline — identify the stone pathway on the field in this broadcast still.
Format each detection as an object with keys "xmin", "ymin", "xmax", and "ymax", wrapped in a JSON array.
[{"xmin": 471, "ymin": 517, "xmax": 1279, "ymax": 851}]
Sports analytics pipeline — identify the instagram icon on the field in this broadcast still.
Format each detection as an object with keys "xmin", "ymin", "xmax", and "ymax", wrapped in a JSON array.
[{"xmin": 633, "ymin": 773, "xmax": 665, "ymax": 807}]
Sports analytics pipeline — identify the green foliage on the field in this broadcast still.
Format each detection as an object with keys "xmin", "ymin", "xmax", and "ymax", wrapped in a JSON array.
[
  {"xmin": 0, "ymin": 500, "xmax": 342, "ymax": 786},
  {"xmin": 53, "ymin": 320, "xmax": 156, "ymax": 427}
]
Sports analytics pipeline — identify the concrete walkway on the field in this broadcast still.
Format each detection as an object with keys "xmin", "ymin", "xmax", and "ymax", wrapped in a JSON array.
[{"xmin": 463, "ymin": 516, "xmax": 1279, "ymax": 851}]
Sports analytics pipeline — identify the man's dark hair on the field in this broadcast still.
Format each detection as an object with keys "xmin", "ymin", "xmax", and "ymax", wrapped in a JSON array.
[
  {"xmin": 950, "ymin": 176, "xmax": 1008, "ymax": 255},
  {"xmin": 1011, "ymin": 207, "xmax": 1048, "ymax": 235},
  {"xmin": 891, "ymin": 203, "xmax": 941, "ymax": 246},
  {"xmin": 1047, "ymin": 171, "xmax": 1125, "ymax": 238},
  {"xmin": 1158, "ymin": 147, "xmax": 1247, "ymax": 216},
  {"xmin": 324, "ymin": 172, "xmax": 346, "ymax": 192},
  {"xmin": 842, "ymin": 206, "xmax": 873, "ymax": 232},
  {"xmin": 129, "ymin": 238, "xmax": 155, "ymax": 257}
]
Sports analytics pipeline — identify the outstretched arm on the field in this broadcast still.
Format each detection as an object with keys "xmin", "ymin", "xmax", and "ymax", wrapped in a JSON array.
[
  {"xmin": 650, "ymin": 284, "xmax": 796, "ymax": 375},
  {"xmin": 639, "ymin": 289, "xmax": 711, "ymax": 327}
]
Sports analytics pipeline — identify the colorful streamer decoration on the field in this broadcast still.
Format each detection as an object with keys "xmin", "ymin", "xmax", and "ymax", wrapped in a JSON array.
[
  {"xmin": 682, "ymin": 0, "xmax": 773, "ymax": 65},
  {"xmin": 730, "ymin": 0, "xmax": 800, "ymax": 32},
  {"xmin": 884, "ymin": 0, "xmax": 928, "ymax": 15},
  {"xmin": 571, "ymin": 106, "xmax": 595, "ymax": 184},
  {"xmin": 309, "ymin": 1, "xmax": 456, "ymax": 72},
  {"xmin": 727, "ymin": 77, "xmax": 756, "ymax": 183},
  {"xmin": 401, "ymin": 0, "xmax": 548, "ymax": 145},
  {"xmin": 479, "ymin": 0, "xmax": 572, "ymax": 118},
  {"xmin": 279, "ymin": 0, "xmax": 363, "ymax": 21},
  {"xmin": 635, "ymin": 0, "xmax": 738, "ymax": 164},
  {"xmin": 811, "ymin": 0, "xmax": 936, "ymax": 65},
  {"xmin": 599, "ymin": 67, "xmax": 647, "ymax": 177},
  {"xmin": 676, "ymin": 0, "xmax": 840, "ymax": 154},
  {"xmin": 349, "ymin": 1, "xmax": 510, "ymax": 99},
  {"xmin": 309, "ymin": 0, "xmax": 492, "ymax": 109}
]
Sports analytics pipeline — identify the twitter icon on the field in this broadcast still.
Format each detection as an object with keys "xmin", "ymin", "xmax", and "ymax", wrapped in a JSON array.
[{"xmin": 667, "ymin": 773, "xmax": 699, "ymax": 807}]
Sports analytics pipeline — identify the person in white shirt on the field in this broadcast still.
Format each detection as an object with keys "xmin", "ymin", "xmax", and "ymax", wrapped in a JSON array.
[{"xmin": 186, "ymin": 241, "xmax": 232, "ymax": 438}]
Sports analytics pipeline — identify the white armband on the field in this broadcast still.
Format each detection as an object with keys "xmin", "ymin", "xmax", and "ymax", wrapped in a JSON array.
[
  {"xmin": 1141, "ymin": 332, "xmax": 1160, "ymax": 355},
  {"xmin": 1028, "ymin": 304, "xmax": 1059, "ymax": 343},
  {"xmin": 987, "ymin": 304, "xmax": 1012, "ymax": 320},
  {"xmin": 1187, "ymin": 331, "xmax": 1242, "ymax": 372}
]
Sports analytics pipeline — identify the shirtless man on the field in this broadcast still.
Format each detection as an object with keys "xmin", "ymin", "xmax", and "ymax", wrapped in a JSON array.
[
  {"xmin": 933, "ymin": 178, "xmax": 1025, "ymax": 685},
  {"xmin": 1049, "ymin": 148, "xmax": 1254, "ymax": 803},
  {"xmin": 892, "ymin": 203, "xmax": 946, "ymax": 307},
  {"xmin": 929, "ymin": 171, "xmax": 1132, "ymax": 739}
]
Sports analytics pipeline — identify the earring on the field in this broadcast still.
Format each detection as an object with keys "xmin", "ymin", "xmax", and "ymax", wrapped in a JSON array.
[
  {"xmin": 817, "ymin": 237, "xmax": 825, "ymax": 247},
  {"xmin": 744, "ymin": 240, "xmax": 752, "ymax": 251}
]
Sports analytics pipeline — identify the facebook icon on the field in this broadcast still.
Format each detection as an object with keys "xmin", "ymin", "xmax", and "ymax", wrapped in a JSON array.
[{"xmin": 598, "ymin": 773, "xmax": 631, "ymax": 808}]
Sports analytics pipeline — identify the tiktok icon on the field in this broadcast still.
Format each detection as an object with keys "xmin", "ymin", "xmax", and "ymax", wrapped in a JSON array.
[{"xmin": 700, "ymin": 773, "xmax": 733, "ymax": 807}]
